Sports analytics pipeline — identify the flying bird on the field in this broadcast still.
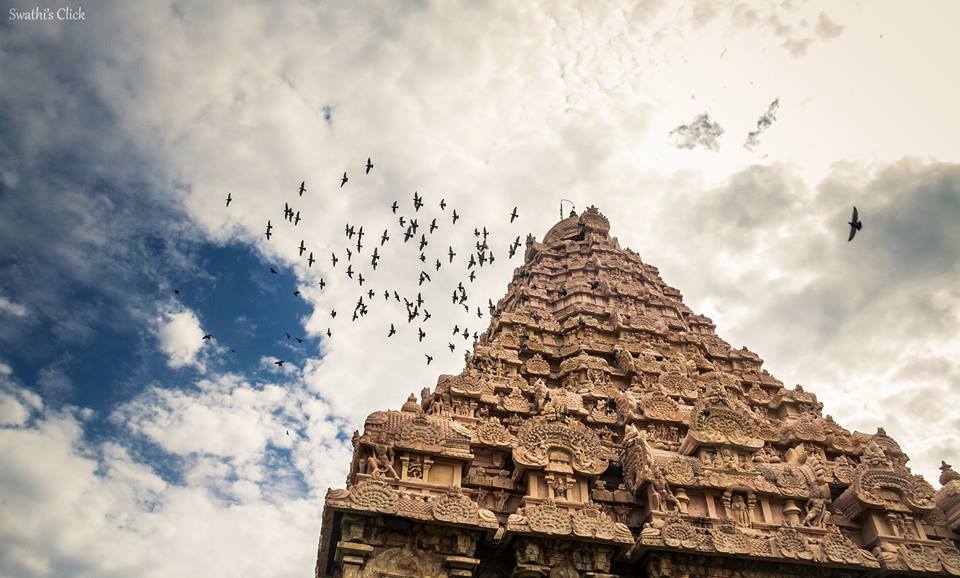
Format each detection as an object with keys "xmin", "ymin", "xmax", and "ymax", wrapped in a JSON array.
[
  {"xmin": 298, "ymin": 240, "xmax": 306, "ymax": 256},
  {"xmin": 439, "ymin": 198, "xmax": 446, "ymax": 210},
  {"xmin": 448, "ymin": 247, "xmax": 456, "ymax": 262},
  {"xmin": 226, "ymin": 193, "xmax": 232, "ymax": 207},
  {"xmin": 847, "ymin": 206, "xmax": 863, "ymax": 241},
  {"xmin": 413, "ymin": 191, "xmax": 422, "ymax": 211},
  {"xmin": 345, "ymin": 224, "xmax": 355, "ymax": 238},
  {"xmin": 331, "ymin": 253, "xmax": 338, "ymax": 267},
  {"xmin": 391, "ymin": 201, "xmax": 399, "ymax": 213},
  {"xmin": 274, "ymin": 359, "xmax": 285, "ymax": 367},
  {"xmin": 510, "ymin": 206, "xmax": 518, "ymax": 222},
  {"xmin": 330, "ymin": 310, "xmax": 337, "ymax": 318},
  {"xmin": 365, "ymin": 157, "xmax": 373, "ymax": 174},
  {"xmin": 299, "ymin": 180, "xmax": 306, "ymax": 196},
  {"xmin": 346, "ymin": 264, "xmax": 354, "ymax": 278},
  {"xmin": 418, "ymin": 327, "xmax": 426, "ymax": 342},
  {"xmin": 388, "ymin": 323, "xmax": 396, "ymax": 337},
  {"xmin": 326, "ymin": 328, "xmax": 332, "ymax": 337},
  {"xmin": 318, "ymin": 278, "xmax": 326, "ymax": 290},
  {"xmin": 448, "ymin": 343, "xmax": 455, "ymax": 352},
  {"xmin": 202, "ymin": 334, "xmax": 213, "ymax": 340},
  {"xmin": 452, "ymin": 210, "xmax": 460, "ymax": 224},
  {"xmin": 340, "ymin": 172, "xmax": 348, "ymax": 187},
  {"xmin": 265, "ymin": 220, "xmax": 272, "ymax": 240},
  {"xmin": 380, "ymin": 229, "xmax": 389, "ymax": 245},
  {"xmin": 308, "ymin": 252, "xmax": 315, "ymax": 267},
  {"xmin": 425, "ymin": 354, "xmax": 433, "ymax": 365},
  {"xmin": 429, "ymin": 218, "xmax": 438, "ymax": 234},
  {"xmin": 294, "ymin": 211, "xmax": 301, "ymax": 226},
  {"xmin": 270, "ymin": 267, "xmax": 278, "ymax": 274}
]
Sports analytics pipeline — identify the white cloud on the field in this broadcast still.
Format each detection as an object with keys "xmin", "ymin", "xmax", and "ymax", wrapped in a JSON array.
[
  {"xmin": 155, "ymin": 307, "xmax": 206, "ymax": 370},
  {"xmin": 0, "ymin": 295, "xmax": 28, "ymax": 318}
]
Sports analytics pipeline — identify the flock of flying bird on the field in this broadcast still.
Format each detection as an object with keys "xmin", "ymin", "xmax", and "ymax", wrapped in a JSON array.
[
  {"xmin": 220, "ymin": 158, "xmax": 528, "ymax": 368},
  {"xmin": 213, "ymin": 162, "xmax": 865, "ymax": 371}
]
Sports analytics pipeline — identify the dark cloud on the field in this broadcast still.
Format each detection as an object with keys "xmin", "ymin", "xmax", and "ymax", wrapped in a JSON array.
[{"xmin": 668, "ymin": 112, "xmax": 724, "ymax": 151}]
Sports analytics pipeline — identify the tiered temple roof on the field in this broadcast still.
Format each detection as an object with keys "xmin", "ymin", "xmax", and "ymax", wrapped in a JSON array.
[{"xmin": 316, "ymin": 207, "xmax": 960, "ymax": 578}]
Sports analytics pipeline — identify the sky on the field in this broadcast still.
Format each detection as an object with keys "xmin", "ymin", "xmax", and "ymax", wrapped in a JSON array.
[{"xmin": 1, "ymin": 0, "xmax": 959, "ymax": 576}]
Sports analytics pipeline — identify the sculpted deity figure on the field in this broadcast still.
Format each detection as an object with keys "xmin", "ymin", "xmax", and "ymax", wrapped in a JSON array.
[
  {"xmin": 613, "ymin": 344, "xmax": 637, "ymax": 377},
  {"xmin": 374, "ymin": 445, "xmax": 399, "ymax": 478},
  {"xmin": 861, "ymin": 440, "xmax": 888, "ymax": 467},
  {"xmin": 532, "ymin": 378, "xmax": 548, "ymax": 412},
  {"xmin": 801, "ymin": 496, "xmax": 830, "ymax": 528},
  {"xmin": 731, "ymin": 494, "xmax": 750, "ymax": 527},
  {"xmin": 617, "ymin": 387, "xmax": 642, "ymax": 423},
  {"xmin": 649, "ymin": 467, "xmax": 679, "ymax": 512}
]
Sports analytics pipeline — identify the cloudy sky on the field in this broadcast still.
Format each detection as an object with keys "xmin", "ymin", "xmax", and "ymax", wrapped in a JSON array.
[{"xmin": 2, "ymin": 0, "xmax": 959, "ymax": 576}]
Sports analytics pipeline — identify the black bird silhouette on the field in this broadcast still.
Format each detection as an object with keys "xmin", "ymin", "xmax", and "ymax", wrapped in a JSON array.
[
  {"xmin": 510, "ymin": 206, "xmax": 518, "ymax": 222},
  {"xmin": 489, "ymin": 252, "xmax": 495, "ymax": 264},
  {"xmin": 358, "ymin": 273, "xmax": 365, "ymax": 286},
  {"xmin": 410, "ymin": 218, "xmax": 419, "ymax": 233},
  {"xmin": 274, "ymin": 359, "xmax": 285, "ymax": 367},
  {"xmin": 294, "ymin": 290, "xmax": 301, "ymax": 296},
  {"xmin": 391, "ymin": 201, "xmax": 398, "ymax": 213},
  {"xmin": 345, "ymin": 224, "xmax": 355, "ymax": 238},
  {"xmin": 331, "ymin": 253, "xmax": 338, "ymax": 267},
  {"xmin": 453, "ymin": 325, "xmax": 460, "ymax": 335},
  {"xmin": 270, "ymin": 267, "xmax": 278, "ymax": 274},
  {"xmin": 367, "ymin": 289, "xmax": 375, "ymax": 299},
  {"xmin": 394, "ymin": 291, "xmax": 400, "ymax": 302},
  {"xmin": 435, "ymin": 259, "xmax": 441, "ymax": 271},
  {"xmin": 265, "ymin": 220, "xmax": 272, "ymax": 240},
  {"xmin": 357, "ymin": 226, "xmax": 364, "ymax": 240},
  {"xmin": 226, "ymin": 193, "xmax": 232, "ymax": 207},
  {"xmin": 425, "ymin": 354, "xmax": 433, "ymax": 365},
  {"xmin": 423, "ymin": 310, "xmax": 431, "ymax": 322},
  {"xmin": 416, "ymin": 293, "xmax": 424, "ymax": 307},
  {"xmin": 474, "ymin": 227, "xmax": 480, "ymax": 237},
  {"xmin": 440, "ymin": 198, "xmax": 446, "ymax": 210},
  {"xmin": 469, "ymin": 270, "xmax": 476, "ymax": 282},
  {"xmin": 488, "ymin": 299, "xmax": 495, "ymax": 314},
  {"xmin": 413, "ymin": 191, "xmax": 423, "ymax": 211},
  {"xmin": 418, "ymin": 327, "xmax": 426, "ymax": 342},
  {"xmin": 468, "ymin": 254, "xmax": 476, "ymax": 269},
  {"xmin": 482, "ymin": 227, "xmax": 489, "ymax": 240},
  {"xmin": 340, "ymin": 172, "xmax": 348, "ymax": 187},
  {"xmin": 294, "ymin": 211, "xmax": 301, "ymax": 226},
  {"xmin": 356, "ymin": 238, "xmax": 363, "ymax": 253},
  {"xmin": 174, "ymin": 289, "xmax": 180, "ymax": 295},
  {"xmin": 299, "ymin": 180, "xmax": 306, "ymax": 196},
  {"xmin": 384, "ymin": 290, "xmax": 390, "ymax": 300},
  {"xmin": 448, "ymin": 343, "xmax": 455, "ymax": 352},
  {"xmin": 380, "ymin": 229, "xmax": 389, "ymax": 245},
  {"xmin": 365, "ymin": 157, "xmax": 373, "ymax": 174},
  {"xmin": 388, "ymin": 323, "xmax": 396, "ymax": 337},
  {"xmin": 399, "ymin": 216, "xmax": 406, "ymax": 228},
  {"xmin": 298, "ymin": 240, "xmax": 306, "ymax": 256},
  {"xmin": 508, "ymin": 244, "xmax": 517, "ymax": 258},
  {"xmin": 326, "ymin": 328, "xmax": 332, "ymax": 337},
  {"xmin": 318, "ymin": 278, "xmax": 326, "ymax": 290},
  {"xmin": 848, "ymin": 206, "xmax": 863, "ymax": 241},
  {"xmin": 452, "ymin": 210, "xmax": 460, "ymax": 224},
  {"xmin": 429, "ymin": 218, "xmax": 437, "ymax": 234},
  {"xmin": 202, "ymin": 334, "xmax": 213, "ymax": 340},
  {"xmin": 448, "ymin": 247, "xmax": 456, "ymax": 262},
  {"xmin": 295, "ymin": 337, "xmax": 303, "ymax": 344},
  {"xmin": 346, "ymin": 264, "xmax": 354, "ymax": 278},
  {"xmin": 477, "ymin": 307, "xmax": 483, "ymax": 318},
  {"xmin": 331, "ymin": 310, "xmax": 337, "ymax": 318},
  {"xmin": 346, "ymin": 248, "xmax": 352, "ymax": 261},
  {"xmin": 308, "ymin": 252, "xmax": 315, "ymax": 267},
  {"xmin": 419, "ymin": 270, "xmax": 431, "ymax": 286},
  {"xmin": 418, "ymin": 235, "xmax": 427, "ymax": 251},
  {"xmin": 419, "ymin": 252, "xmax": 426, "ymax": 263},
  {"xmin": 462, "ymin": 328, "xmax": 469, "ymax": 339}
]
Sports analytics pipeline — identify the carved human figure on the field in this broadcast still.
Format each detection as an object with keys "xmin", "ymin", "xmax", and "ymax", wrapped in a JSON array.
[
  {"xmin": 730, "ymin": 494, "xmax": 750, "ymax": 527},
  {"xmin": 533, "ymin": 378, "xmax": 548, "ymax": 412},
  {"xmin": 649, "ymin": 467, "xmax": 679, "ymax": 512},
  {"xmin": 801, "ymin": 497, "xmax": 829, "ymax": 528},
  {"xmin": 374, "ymin": 445, "xmax": 399, "ymax": 478}
]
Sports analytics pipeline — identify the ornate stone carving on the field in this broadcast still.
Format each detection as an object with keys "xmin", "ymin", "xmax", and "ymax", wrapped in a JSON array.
[{"xmin": 514, "ymin": 417, "xmax": 608, "ymax": 476}]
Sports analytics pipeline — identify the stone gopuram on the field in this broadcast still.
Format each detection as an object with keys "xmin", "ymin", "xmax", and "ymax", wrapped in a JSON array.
[{"xmin": 315, "ymin": 207, "xmax": 960, "ymax": 577}]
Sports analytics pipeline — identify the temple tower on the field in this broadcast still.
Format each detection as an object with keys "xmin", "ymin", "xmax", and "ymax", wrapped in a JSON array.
[{"xmin": 316, "ymin": 207, "xmax": 960, "ymax": 577}]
